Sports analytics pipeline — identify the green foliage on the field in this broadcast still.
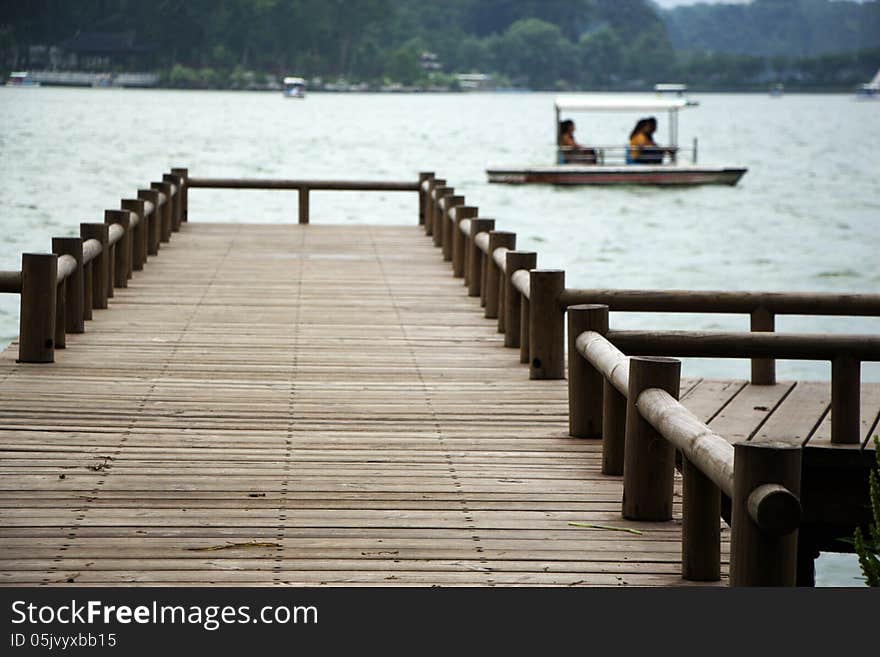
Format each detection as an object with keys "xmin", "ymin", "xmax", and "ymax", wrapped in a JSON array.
[
  {"xmin": 490, "ymin": 18, "xmax": 577, "ymax": 89},
  {"xmin": 854, "ymin": 437, "xmax": 880, "ymax": 587},
  {"xmin": 383, "ymin": 44, "xmax": 422, "ymax": 86},
  {"xmin": 577, "ymin": 27, "xmax": 624, "ymax": 87},
  {"xmin": 0, "ymin": 0, "xmax": 875, "ymax": 90},
  {"xmin": 663, "ymin": 0, "xmax": 880, "ymax": 58}
]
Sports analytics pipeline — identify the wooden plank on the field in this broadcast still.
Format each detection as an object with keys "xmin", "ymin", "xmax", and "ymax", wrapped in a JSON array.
[
  {"xmin": 753, "ymin": 381, "xmax": 830, "ymax": 445},
  {"xmin": 706, "ymin": 382, "xmax": 795, "ymax": 444},
  {"xmin": 807, "ymin": 383, "xmax": 880, "ymax": 452}
]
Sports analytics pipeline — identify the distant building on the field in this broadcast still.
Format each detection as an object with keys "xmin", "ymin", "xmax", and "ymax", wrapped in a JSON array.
[
  {"xmin": 54, "ymin": 31, "xmax": 156, "ymax": 70},
  {"xmin": 420, "ymin": 51, "xmax": 442, "ymax": 72},
  {"xmin": 456, "ymin": 73, "xmax": 494, "ymax": 91}
]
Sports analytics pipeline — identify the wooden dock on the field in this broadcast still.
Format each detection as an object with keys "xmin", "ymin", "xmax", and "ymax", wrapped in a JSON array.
[{"xmin": 0, "ymin": 172, "xmax": 877, "ymax": 586}]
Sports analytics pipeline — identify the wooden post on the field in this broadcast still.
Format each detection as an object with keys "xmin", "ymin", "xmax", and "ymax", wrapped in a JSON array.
[
  {"xmin": 520, "ymin": 295, "xmax": 530, "ymax": 365},
  {"xmin": 171, "ymin": 167, "xmax": 189, "ymax": 223},
  {"xmin": 105, "ymin": 210, "xmax": 131, "ymax": 288},
  {"xmin": 418, "ymin": 172, "xmax": 433, "ymax": 226},
  {"xmin": 504, "ymin": 251, "xmax": 536, "ymax": 349},
  {"xmin": 442, "ymin": 195, "xmax": 464, "ymax": 262},
  {"xmin": 485, "ymin": 232, "xmax": 515, "ymax": 320},
  {"xmin": 750, "ymin": 307, "xmax": 776, "ymax": 384},
  {"xmin": 831, "ymin": 355, "xmax": 861, "ymax": 444},
  {"xmin": 452, "ymin": 207, "xmax": 478, "ymax": 279},
  {"xmin": 138, "ymin": 189, "xmax": 161, "ymax": 256},
  {"xmin": 567, "ymin": 304, "xmax": 609, "ymax": 438},
  {"xmin": 18, "ymin": 253, "xmax": 57, "ymax": 363},
  {"xmin": 163, "ymin": 173, "xmax": 182, "ymax": 231},
  {"xmin": 497, "ymin": 270, "xmax": 506, "ymax": 334},
  {"xmin": 467, "ymin": 219, "xmax": 494, "ymax": 297},
  {"xmin": 81, "ymin": 223, "xmax": 109, "ymax": 309},
  {"xmin": 51, "ymin": 237, "xmax": 84, "ymax": 334},
  {"xmin": 528, "ymin": 269, "xmax": 565, "ymax": 380},
  {"xmin": 730, "ymin": 442, "xmax": 801, "ymax": 586},
  {"xmin": 54, "ymin": 278, "xmax": 66, "ymax": 349},
  {"xmin": 681, "ymin": 456, "xmax": 721, "ymax": 581},
  {"xmin": 151, "ymin": 181, "xmax": 173, "ymax": 242},
  {"xmin": 425, "ymin": 178, "xmax": 445, "ymax": 237},
  {"xmin": 622, "ymin": 356, "xmax": 680, "ymax": 521},
  {"xmin": 602, "ymin": 378, "xmax": 627, "ymax": 475},
  {"xmin": 122, "ymin": 198, "xmax": 146, "ymax": 271},
  {"xmin": 81, "ymin": 259, "xmax": 93, "ymax": 320},
  {"xmin": 298, "ymin": 185, "xmax": 309, "ymax": 224},
  {"xmin": 432, "ymin": 187, "xmax": 453, "ymax": 248}
]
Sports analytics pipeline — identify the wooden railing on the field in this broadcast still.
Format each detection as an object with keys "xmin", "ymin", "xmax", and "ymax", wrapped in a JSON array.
[
  {"xmin": 419, "ymin": 172, "xmax": 880, "ymax": 585},
  {"xmin": 560, "ymin": 288, "xmax": 880, "ymax": 384},
  {"xmin": 187, "ymin": 177, "xmax": 424, "ymax": 225},
  {"xmin": 567, "ymin": 304, "xmax": 801, "ymax": 585},
  {"xmin": 0, "ymin": 168, "xmax": 189, "ymax": 363}
]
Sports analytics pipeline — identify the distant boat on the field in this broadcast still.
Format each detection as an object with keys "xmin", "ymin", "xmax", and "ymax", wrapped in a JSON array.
[
  {"xmin": 770, "ymin": 83, "xmax": 784, "ymax": 97},
  {"xmin": 654, "ymin": 83, "xmax": 688, "ymax": 97},
  {"xmin": 5, "ymin": 71, "xmax": 39, "ymax": 87},
  {"xmin": 486, "ymin": 95, "xmax": 747, "ymax": 187},
  {"xmin": 283, "ymin": 76, "xmax": 306, "ymax": 98},
  {"xmin": 856, "ymin": 69, "xmax": 879, "ymax": 98}
]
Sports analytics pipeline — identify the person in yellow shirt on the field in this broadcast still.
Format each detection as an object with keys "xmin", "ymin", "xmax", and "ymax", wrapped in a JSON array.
[{"xmin": 628, "ymin": 117, "xmax": 675, "ymax": 164}]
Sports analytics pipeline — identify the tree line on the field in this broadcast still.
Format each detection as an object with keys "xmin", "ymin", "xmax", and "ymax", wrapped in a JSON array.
[{"xmin": 0, "ymin": 0, "xmax": 877, "ymax": 90}]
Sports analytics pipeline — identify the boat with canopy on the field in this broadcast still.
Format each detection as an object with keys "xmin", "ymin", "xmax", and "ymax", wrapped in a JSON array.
[{"xmin": 487, "ymin": 95, "xmax": 747, "ymax": 186}]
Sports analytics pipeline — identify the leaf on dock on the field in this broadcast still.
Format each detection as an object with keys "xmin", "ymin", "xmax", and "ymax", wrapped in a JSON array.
[
  {"xmin": 186, "ymin": 540, "xmax": 282, "ymax": 552},
  {"xmin": 567, "ymin": 522, "xmax": 644, "ymax": 535}
]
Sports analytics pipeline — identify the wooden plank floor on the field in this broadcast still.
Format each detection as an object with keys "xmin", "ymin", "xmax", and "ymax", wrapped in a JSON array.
[{"xmin": 0, "ymin": 224, "xmax": 876, "ymax": 587}]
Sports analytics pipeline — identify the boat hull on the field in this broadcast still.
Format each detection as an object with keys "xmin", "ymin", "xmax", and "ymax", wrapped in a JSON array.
[{"xmin": 487, "ymin": 165, "xmax": 747, "ymax": 186}]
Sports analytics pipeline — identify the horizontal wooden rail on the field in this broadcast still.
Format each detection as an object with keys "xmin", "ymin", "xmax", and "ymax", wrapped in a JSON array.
[
  {"xmin": 575, "ymin": 330, "xmax": 628, "ymax": 395},
  {"xmin": 55, "ymin": 254, "xmax": 77, "ymax": 284},
  {"xmin": 0, "ymin": 271, "xmax": 22, "ymax": 294},
  {"xmin": 636, "ymin": 387, "xmax": 735, "ymax": 496},
  {"xmin": 188, "ymin": 178, "xmax": 419, "ymax": 191},
  {"xmin": 511, "ymin": 270, "xmax": 530, "ymax": 300},
  {"xmin": 560, "ymin": 288, "xmax": 880, "ymax": 316},
  {"xmin": 188, "ymin": 176, "xmax": 421, "ymax": 225},
  {"xmin": 82, "ymin": 238, "xmax": 103, "ymax": 265},
  {"xmin": 107, "ymin": 223, "xmax": 125, "ymax": 246},
  {"xmin": 606, "ymin": 329, "xmax": 880, "ymax": 361},
  {"xmin": 492, "ymin": 247, "xmax": 507, "ymax": 270},
  {"xmin": 561, "ymin": 288, "xmax": 880, "ymax": 385}
]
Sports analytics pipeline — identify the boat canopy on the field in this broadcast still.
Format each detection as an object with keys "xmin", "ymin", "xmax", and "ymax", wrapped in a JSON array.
[
  {"xmin": 555, "ymin": 94, "xmax": 696, "ymax": 148},
  {"xmin": 654, "ymin": 83, "xmax": 688, "ymax": 94},
  {"xmin": 283, "ymin": 77, "xmax": 306, "ymax": 86},
  {"xmin": 554, "ymin": 95, "xmax": 693, "ymax": 112}
]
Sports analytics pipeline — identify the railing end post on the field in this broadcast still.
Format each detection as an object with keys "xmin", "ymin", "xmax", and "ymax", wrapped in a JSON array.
[
  {"xmin": 730, "ymin": 441, "xmax": 801, "ymax": 586},
  {"xmin": 18, "ymin": 253, "xmax": 58, "ymax": 364}
]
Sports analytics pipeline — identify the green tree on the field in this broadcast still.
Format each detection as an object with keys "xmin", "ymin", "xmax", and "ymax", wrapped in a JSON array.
[
  {"xmin": 577, "ymin": 27, "xmax": 623, "ymax": 87},
  {"xmin": 491, "ymin": 18, "xmax": 577, "ymax": 89},
  {"xmin": 855, "ymin": 437, "xmax": 880, "ymax": 587},
  {"xmin": 384, "ymin": 45, "xmax": 422, "ymax": 85}
]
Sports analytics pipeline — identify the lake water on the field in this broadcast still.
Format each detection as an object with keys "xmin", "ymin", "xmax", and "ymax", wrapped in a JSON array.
[{"xmin": 0, "ymin": 87, "xmax": 878, "ymax": 585}]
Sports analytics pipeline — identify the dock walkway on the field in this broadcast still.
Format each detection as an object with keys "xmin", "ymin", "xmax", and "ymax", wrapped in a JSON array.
[{"xmin": 2, "ymin": 222, "xmax": 876, "ymax": 586}]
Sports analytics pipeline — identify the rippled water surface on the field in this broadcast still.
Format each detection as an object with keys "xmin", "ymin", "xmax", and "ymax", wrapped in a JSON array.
[{"xmin": 0, "ymin": 88, "xmax": 878, "ymax": 585}]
